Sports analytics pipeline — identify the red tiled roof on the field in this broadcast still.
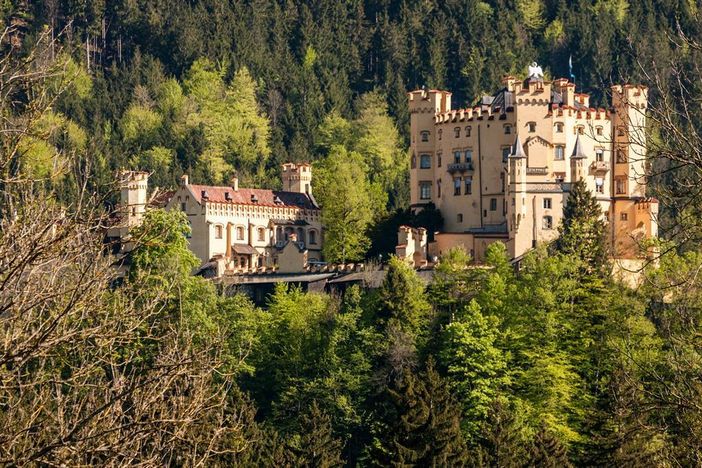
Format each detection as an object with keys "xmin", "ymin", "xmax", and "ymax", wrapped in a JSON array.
[{"xmin": 188, "ymin": 185, "xmax": 318, "ymax": 210}]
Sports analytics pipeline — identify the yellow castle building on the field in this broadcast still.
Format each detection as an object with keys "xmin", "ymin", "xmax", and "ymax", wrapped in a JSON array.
[
  {"xmin": 405, "ymin": 63, "xmax": 658, "ymax": 264},
  {"xmin": 110, "ymin": 163, "xmax": 323, "ymax": 273}
]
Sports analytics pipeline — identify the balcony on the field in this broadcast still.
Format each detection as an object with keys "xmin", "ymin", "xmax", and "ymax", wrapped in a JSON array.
[
  {"xmin": 526, "ymin": 167, "xmax": 548, "ymax": 175},
  {"xmin": 447, "ymin": 162, "xmax": 474, "ymax": 174},
  {"xmin": 590, "ymin": 161, "xmax": 610, "ymax": 173}
]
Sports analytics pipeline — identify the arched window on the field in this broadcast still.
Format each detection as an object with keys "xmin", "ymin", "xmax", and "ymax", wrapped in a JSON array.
[
  {"xmin": 420, "ymin": 130, "xmax": 430, "ymax": 142},
  {"xmin": 309, "ymin": 229, "xmax": 318, "ymax": 245},
  {"xmin": 297, "ymin": 227, "xmax": 305, "ymax": 244},
  {"xmin": 454, "ymin": 127, "xmax": 461, "ymax": 138},
  {"xmin": 236, "ymin": 226, "xmax": 245, "ymax": 240},
  {"xmin": 214, "ymin": 224, "xmax": 223, "ymax": 239},
  {"xmin": 465, "ymin": 126, "xmax": 472, "ymax": 137}
]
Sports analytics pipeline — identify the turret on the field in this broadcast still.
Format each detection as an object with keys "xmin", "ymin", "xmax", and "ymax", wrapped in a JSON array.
[
  {"xmin": 570, "ymin": 134, "xmax": 587, "ymax": 182},
  {"xmin": 118, "ymin": 170, "xmax": 149, "ymax": 227},
  {"xmin": 509, "ymin": 135, "xmax": 527, "ymax": 231},
  {"xmin": 282, "ymin": 163, "xmax": 312, "ymax": 196}
]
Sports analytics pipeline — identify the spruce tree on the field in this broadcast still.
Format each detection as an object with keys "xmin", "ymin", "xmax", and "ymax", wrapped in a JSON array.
[
  {"xmin": 528, "ymin": 426, "xmax": 572, "ymax": 468},
  {"xmin": 557, "ymin": 179, "xmax": 608, "ymax": 271},
  {"xmin": 292, "ymin": 401, "xmax": 345, "ymax": 468},
  {"xmin": 370, "ymin": 358, "xmax": 469, "ymax": 467}
]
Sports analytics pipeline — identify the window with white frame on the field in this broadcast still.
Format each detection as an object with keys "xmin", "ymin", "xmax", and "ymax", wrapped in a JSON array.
[{"xmin": 420, "ymin": 182, "xmax": 432, "ymax": 200}]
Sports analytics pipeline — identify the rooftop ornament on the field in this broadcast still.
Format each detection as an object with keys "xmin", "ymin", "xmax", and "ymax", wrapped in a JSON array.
[{"xmin": 528, "ymin": 61, "xmax": 544, "ymax": 80}]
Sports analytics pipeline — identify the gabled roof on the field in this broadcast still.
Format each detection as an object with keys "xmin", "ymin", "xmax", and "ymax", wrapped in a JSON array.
[{"xmin": 187, "ymin": 185, "xmax": 318, "ymax": 210}]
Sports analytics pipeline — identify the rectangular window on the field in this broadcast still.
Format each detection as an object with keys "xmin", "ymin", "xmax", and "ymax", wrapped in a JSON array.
[
  {"xmin": 528, "ymin": 122, "xmax": 536, "ymax": 133},
  {"xmin": 504, "ymin": 125, "xmax": 512, "ymax": 134},
  {"xmin": 620, "ymin": 213, "xmax": 628, "ymax": 221},
  {"xmin": 616, "ymin": 178, "xmax": 626, "ymax": 194},
  {"xmin": 596, "ymin": 126, "xmax": 603, "ymax": 136},
  {"xmin": 464, "ymin": 149, "xmax": 473, "ymax": 163},
  {"xmin": 464, "ymin": 177, "xmax": 472, "ymax": 195},
  {"xmin": 457, "ymin": 213, "xmax": 463, "ymax": 223},
  {"xmin": 596, "ymin": 184, "xmax": 604, "ymax": 194},
  {"xmin": 543, "ymin": 216, "xmax": 553, "ymax": 230},
  {"xmin": 181, "ymin": 202, "xmax": 186, "ymax": 211},
  {"xmin": 454, "ymin": 178, "xmax": 461, "ymax": 196},
  {"xmin": 543, "ymin": 198, "xmax": 552, "ymax": 209},
  {"xmin": 502, "ymin": 147, "xmax": 511, "ymax": 162},
  {"xmin": 454, "ymin": 151, "xmax": 461, "ymax": 164},
  {"xmin": 554, "ymin": 146, "xmax": 564, "ymax": 160},
  {"xmin": 616, "ymin": 148, "xmax": 627, "ymax": 163},
  {"xmin": 421, "ymin": 131, "xmax": 429, "ymax": 142},
  {"xmin": 437, "ymin": 152, "xmax": 442, "ymax": 167},
  {"xmin": 454, "ymin": 127, "xmax": 461, "ymax": 138},
  {"xmin": 420, "ymin": 154, "xmax": 431, "ymax": 169},
  {"xmin": 490, "ymin": 198, "xmax": 497, "ymax": 211},
  {"xmin": 420, "ymin": 182, "xmax": 432, "ymax": 200},
  {"xmin": 596, "ymin": 149, "xmax": 604, "ymax": 162},
  {"xmin": 215, "ymin": 225, "xmax": 223, "ymax": 239},
  {"xmin": 555, "ymin": 122, "xmax": 564, "ymax": 133},
  {"xmin": 437, "ymin": 179, "xmax": 442, "ymax": 198},
  {"xmin": 465, "ymin": 126, "xmax": 472, "ymax": 137}
]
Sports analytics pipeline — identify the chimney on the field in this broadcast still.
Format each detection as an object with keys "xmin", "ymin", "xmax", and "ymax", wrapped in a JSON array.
[
  {"xmin": 231, "ymin": 173, "xmax": 239, "ymax": 191},
  {"xmin": 181, "ymin": 174, "xmax": 189, "ymax": 186}
]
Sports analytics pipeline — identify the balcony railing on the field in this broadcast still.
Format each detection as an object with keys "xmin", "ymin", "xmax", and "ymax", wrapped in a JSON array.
[
  {"xmin": 526, "ymin": 167, "xmax": 548, "ymax": 175},
  {"xmin": 590, "ymin": 161, "xmax": 610, "ymax": 172},
  {"xmin": 447, "ymin": 162, "xmax": 474, "ymax": 173}
]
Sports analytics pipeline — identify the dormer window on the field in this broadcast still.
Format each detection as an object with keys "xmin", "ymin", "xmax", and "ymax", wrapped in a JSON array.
[
  {"xmin": 504, "ymin": 124, "xmax": 512, "ymax": 135},
  {"xmin": 421, "ymin": 131, "xmax": 430, "ymax": 142},
  {"xmin": 201, "ymin": 190, "xmax": 209, "ymax": 199},
  {"xmin": 527, "ymin": 122, "xmax": 536, "ymax": 133},
  {"xmin": 454, "ymin": 127, "xmax": 461, "ymax": 138},
  {"xmin": 224, "ymin": 192, "xmax": 232, "ymax": 201}
]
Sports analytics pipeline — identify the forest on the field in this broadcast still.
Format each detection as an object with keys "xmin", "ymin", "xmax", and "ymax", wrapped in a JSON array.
[{"xmin": 3, "ymin": 0, "xmax": 702, "ymax": 465}]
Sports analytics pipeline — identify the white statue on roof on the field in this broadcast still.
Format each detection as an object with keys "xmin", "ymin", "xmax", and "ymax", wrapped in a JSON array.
[{"xmin": 528, "ymin": 61, "xmax": 544, "ymax": 80}]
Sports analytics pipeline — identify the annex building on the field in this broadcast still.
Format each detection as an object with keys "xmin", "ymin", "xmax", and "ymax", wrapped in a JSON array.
[
  {"xmin": 403, "ymin": 63, "xmax": 658, "ymax": 265},
  {"xmin": 110, "ymin": 163, "xmax": 323, "ymax": 272}
]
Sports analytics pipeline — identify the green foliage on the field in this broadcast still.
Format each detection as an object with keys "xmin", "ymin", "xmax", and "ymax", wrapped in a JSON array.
[
  {"xmin": 557, "ymin": 179, "xmax": 608, "ymax": 271},
  {"xmin": 369, "ymin": 358, "xmax": 469, "ymax": 466},
  {"xmin": 314, "ymin": 146, "xmax": 386, "ymax": 262}
]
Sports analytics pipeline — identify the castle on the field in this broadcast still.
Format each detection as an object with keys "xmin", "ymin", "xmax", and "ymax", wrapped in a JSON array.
[
  {"xmin": 404, "ymin": 65, "xmax": 658, "ymax": 264},
  {"xmin": 110, "ymin": 163, "xmax": 323, "ymax": 272}
]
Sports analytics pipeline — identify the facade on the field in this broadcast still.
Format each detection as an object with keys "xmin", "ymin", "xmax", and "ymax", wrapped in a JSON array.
[
  {"xmin": 407, "ymin": 65, "xmax": 658, "ymax": 262},
  {"xmin": 114, "ymin": 163, "xmax": 323, "ymax": 271}
]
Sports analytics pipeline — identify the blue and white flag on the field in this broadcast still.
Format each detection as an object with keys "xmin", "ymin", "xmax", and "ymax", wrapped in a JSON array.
[{"xmin": 569, "ymin": 55, "xmax": 575, "ymax": 81}]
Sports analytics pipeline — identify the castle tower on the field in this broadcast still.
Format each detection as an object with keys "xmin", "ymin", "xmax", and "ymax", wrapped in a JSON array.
[
  {"xmin": 570, "ymin": 134, "xmax": 587, "ymax": 182},
  {"xmin": 118, "ymin": 170, "xmax": 149, "ymax": 227},
  {"xmin": 282, "ymin": 163, "xmax": 312, "ymax": 196},
  {"xmin": 611, "ymin": 84, "xmax": 648, "ymax": 198},
  {"xmin": 508, "ymin": 135, "xmax": 527, "ymax": 230},
  {"xmin": 408, "ymin": 88, "xmax": 452, "ymax": 209}
]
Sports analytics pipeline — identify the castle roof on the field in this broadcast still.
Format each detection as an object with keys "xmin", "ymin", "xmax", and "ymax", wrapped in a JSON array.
[{"xmin": 187, "ymin": 184, "xmax": 318, "ymax": 210}]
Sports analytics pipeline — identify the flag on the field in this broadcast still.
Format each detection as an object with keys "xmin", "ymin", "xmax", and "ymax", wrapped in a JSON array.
[{"xmin": 569, "ymin": 55, "xmax": 575, "ymax": 81}]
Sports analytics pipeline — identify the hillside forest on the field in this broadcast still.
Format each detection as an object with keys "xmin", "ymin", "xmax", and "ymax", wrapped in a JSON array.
[{"xmin": 4, "ymin": 0, "xmax": 702, "ymax": 465}]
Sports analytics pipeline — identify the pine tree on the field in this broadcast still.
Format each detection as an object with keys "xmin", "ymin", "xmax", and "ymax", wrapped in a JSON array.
[
  {"xmin": 557, "ymin": 179, "xmax": 608, "ymax": 271},
  {"xmin": 528, "ymin": 426, "xmax": 572, "ymax": 468},
  {"xmin": 479, "ymin": 399, "xmax": 528, "ymax": 468},
  {"xmin": 292, "ymin": 401, "xmax": 345, "ymax": 468},
  {"xmin": 370, "ymin": 358, "xmax": 469, "ymax": 467}
]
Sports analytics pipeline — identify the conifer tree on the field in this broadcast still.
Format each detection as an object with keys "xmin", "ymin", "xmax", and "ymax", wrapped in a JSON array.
[
  {"xmin": 370, "ymin": 358, "xmax": 469, "ymax": 467},
  {"xmin": 528, "ymin": 426, "xmax": 572, "ymax": 468},
  {"xmin": 292, "ymin": 401, "xmax": 345, "ymax": 468},
  {"xmin": 557, "ymin": 179, "xmax": 608, "ymax": 271}
]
